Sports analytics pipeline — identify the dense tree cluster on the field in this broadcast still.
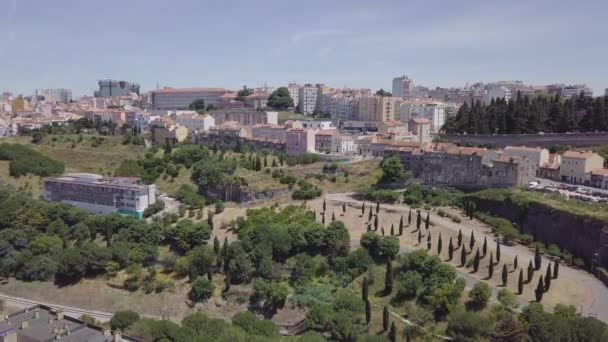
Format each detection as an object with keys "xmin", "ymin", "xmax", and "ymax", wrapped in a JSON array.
[
  {"xmin": 267, "ymin": 87, "xmax": 295, "ymax": 110},
  {"xmin": 442, "ymin": 93, "xmax": 608, "ymax": 134},
  {"xmin": 0, "ymin": 143, "xmax": 64, "ymax": 177},
  {"xmin": 0, "ymin": 187, "xmax": 163, "ymax": 284}
]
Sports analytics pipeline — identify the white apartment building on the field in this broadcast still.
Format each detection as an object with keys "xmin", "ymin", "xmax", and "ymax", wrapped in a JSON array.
[
  {"xmin": 298, "ymin": 120, "xmax": 335, "ymax": 130},
  {"xmin": 38, "ymin": 88, "xmax": 72, "ymax": 103},
  {"xmin": 396, "ymin": 99, "xmax": 445, "ymax": 132},
  {"xmin": 483, "ymin": 85, "xmax": 512, "ymax": 105},
  {"xmin": 176, "ymin": 113, "xmax": 215, "ymax": 133},
  {"xmin": 332, "ymin": 134, "xmax": 357, "ymax": 154},
  {"xmin": 503, "ymin": 146, "xmax": 549, "ymax": 171},
  {"xmin": 298, "ymin": 84, "xmax": 318, "ymax": 115},
  {"xmin": 150, "ymin": 87, "xmax": 228, "ymax": 110},
  {"xmin": 392, "ymin": 75, "xmax": 415, "ymax": 98},
  {"xmin": 288, "ymin": 84, "xmax": 300, "ymax": 109}
]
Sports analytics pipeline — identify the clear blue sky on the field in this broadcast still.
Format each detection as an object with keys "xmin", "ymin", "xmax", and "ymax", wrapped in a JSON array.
[{"xmin": 1, "ymin": 0, "xmax": 607, "ymax": 96}]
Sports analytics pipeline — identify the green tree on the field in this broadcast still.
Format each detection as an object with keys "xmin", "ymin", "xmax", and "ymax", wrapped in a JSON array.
[
  {"xmin": 496, "ymin": 240, "xmax": 501, "ymax": 262},
  {"xmin": 488, "ymin": 252, "xmax": 494, "ymax": 278},
  {"xmin": 399, "ymin": 216, "xmax": 404, "ymax": 235},
  {"xmin": 388, "ymin": 322, "xmax": 396, "ymax": 342},
  {"xmin": 362, "ymin": 277, "xmax": 369, "ymax": 301},
  {"xmin": 469, "ymin": 231, "xmax": 475, "ymax": 249},
  {"xmin": 437, "ymin": 233, "xmax": 443, "ymax": 255},
  {"xmin": 189, "ymin": 99, "xmax": 206, "ymax": 114},
  {"xmin": 380, "ymin": 156, "xmax": 404, "ymax": 183},
  {"xmin": 267, "ymin": 87, "xmax": 294, "ymax": 110},
  {"xmin": 535, "ymin": 275, "xmax": 544, "ymax": 302},
  {"xmin": 553, "ymin": 260, "xmax": 559, "ymax": 279},
  {"xmin": 482, "ymin": 236, "xmax": 487, "ymax": 257},
  {"xmin": 384, "ymin": 258, "xmax": 393, "ymax": 294},
  {"xmin": 473, "ymin": 248, "xmax": 480, "ymax": 273},
  {"xmin": 457, "ymin": 229, "xmax": 463, "ymax": 247},
  {"xmin": 382, "ymin": 306, "xmax": 389, "ymax": 331},
  {"xmin": 528, "ymin": 260, "xmax": 534, "ymax": 283},
  {"xmin": 468, "ymin": 282, "xmax": 491, "ymax": 309},
  {"xmin": 111, "ymin": 310, "xmax": 140, "ymax": 331},
  {"xmin": 460, "ymin": 245, "xmax": 467, "ymax": 266},
  {"xmin": 518, "ymin": 269, "xmax": 524, "ymax": 294},
  {"xmin": 544, "ymin": 265, "xmax": 552, "ymax": 292},
  {"xmin": 236, "ymin": 86, "xmax": 253, "ymax": 101},
  {"xmin": 502, "ymin": 264, "xmax": 508, "ymax": 286},
  {"xmin": 425, "ymin": 212, "xmax": 430, "ymax": 230},
  {"xmin": 365, "ymin": 299, "xmax": 371, "ymax": 324},
  {"xmin": 376, "ymin": 89, "xmax": 392, "ymax": 97},
  {"xmin": 534, "ymin": 244, "xmax": 542, "ymax": 270},
  {"xmin": 448, "ymin": 237, "xmax": 454, "ymax": 261},
  {"xmin": 446, "ymin": 311, "xmax": 492, "ymax": 341},
  {"xmin": 498, "ymin": 289, "xmax": 518, "ymax": 309},
  {"xmin": 191, "ymin": 277, "xmax": 215, "ymax": 302},
  {"xmin": 514, "ymin": 254, "xmax": 518, "ymax": 270},
  {"xmin": 252, "ymin": 279, "xmax": 289, "ymax": 312}
]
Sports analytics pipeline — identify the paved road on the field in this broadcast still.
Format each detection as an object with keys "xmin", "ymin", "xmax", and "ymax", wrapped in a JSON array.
[
  {"xmin": 0, "ymin": 293, "xmax": 113, "ymax": 322},
  {"xmin": 327, "ymin": 193, "xmax": 608, "ymax": 320}
]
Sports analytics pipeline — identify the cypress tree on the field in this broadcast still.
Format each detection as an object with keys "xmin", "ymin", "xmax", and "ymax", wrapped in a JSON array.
[
  {"xmin": 437, "ymin": 233, "xmax": 443, "ymax": 255},
  {"xmin": 323, "ymin": 199, "xmax": 326, "ymax": 212},
  {"xmin": 473, "ymin": 248, "xmax": 480, "ymax": 272},
  {"xmin": 482, "ymin": 236, "xmax": 487, "ymax": 257},
  {"xmin": 390, "ymin": 224, "xmax": 395, "ymax": 236},
  {"xmin": 553, "ymin": 260, "xmax": 559, "ymax": 279},
  {"xmin": 460, "ymin": 245, "xmax": 467, "ymax": 266},
  {"xmin": 534, "ymin": 244, "xmax": 542, "ymax": 270},
  {"xmin": 427, "ymin": 232, "xmax": 432, "ymax": 250},
  {"xmin": 514, "ymin": 255, "xmax": 518, "ymax": 270},
  {"xmin": 518, "ymin": 269, "xmax": 524, "ymax": 294},
  {"xmin": 418, "ymin": 229, "xmax": 422, "ymax": 245},
  {"xmin": 496, "ymin": 240, "xmax": 501, "ymax": 263},
  {"xmin": 384, "ymin": 258, "xmax": 393, "ymax": 294},
  {"xmin": 448, "ymin": 237, "xmax": 454, "ymax": 261},
  {"xmin": 322, "ymin": 214, "xmax": 325, "ymax": 225},
  {"xmin": 362, "ymin": 277, "xmax": 369, "ymax": 301},
  {"xmin": 527, "ymin": 260, "xmax": 534, "ymax": 283},
  {"xmin": 225, "ymin": 272, "xmax": 231, "ymax": 291},
  {"xmin": 376, "ymin": 202, "xmax": 380, "ymax": 214},
  {"xmin": 381, "ymin": 227, "xmax": 385, "ymax": 236},
  {"xmin": 544, "ymin": 265, "xmax": 552, "ymax": 292},
  {"xmin": 457, "ymin": 229, "xmax": 463, "ymax": 247},
  {"xmin": 368, "ymin": 207, "xmax": 373, "ymax": 221},
  {"xmin": 469, "ymin": 231, "xmax": 475, "ymax": 249},
  {"xmin": 408, "ymin": 209, "xmax": 412, "ymax": 225},
  {"xmin": 342, "ymin": 203, "xmax": 346, "ymax": 214},
  {"xmin": 488, "ymin": 252, "xmax": 494, "ymax": 278},
  {"xmin": 416, "ymin": 210, "xmax": 421, "ymax": 230},
  {"xmin": 361, "ymin": 203, "xmax": 365, "ymax": 216},
  {"xmin": 399, "ymin": 216, "xmax": 404, "ymax": 235},
  {"xmin": 502, "ymin": 264, "xmax": 508, "ymax": 286},
  {"xmin": 367, "ymin": 224, "xmax": 372, "ymax": 232},
  {"xmin": 425, "ymin": 212, "xmax": 430, "ymax": 230},
  {"xmin": 313, "ymin": 210, "xmax": 316, "ymax": 220},
  {"xmin": 383, "ymin": 306, "xmax": 389, "ymax": 332},
  {"xmin": 213, "ymin": 236, "xmax": 220, "ymax": 256},
  {"xmin": 389, "ymin": 322, "xmax": 397, "ymax": 342},
  {"xmin": 365, "ymin": 299, "xmax": 371, "ymax": 324},
  {"xmin": 332, "ymin": 211, "xmax": 336, "ymax": 222},
  {"xmin": 374, "ymin": 215, "xmax": 379, "ymax": 230},
  {"xmin": 535, "ymin": 275, "xmax": 544, "ymax": 302}
]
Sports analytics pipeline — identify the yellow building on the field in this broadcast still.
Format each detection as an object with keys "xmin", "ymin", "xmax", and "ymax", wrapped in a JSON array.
[
  {"xmin": 11, "ymin": 98, "xmax": 26, "ymax": 113},
  {"xmin": 356, "ymin": 96, "xmax": 395, "ymax": 122}
]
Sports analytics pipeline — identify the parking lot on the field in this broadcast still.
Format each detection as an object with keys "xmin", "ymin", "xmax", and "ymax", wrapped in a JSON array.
[{"xmin": 528, "ymin": 178, "xmax": 608, "ymax": 203}]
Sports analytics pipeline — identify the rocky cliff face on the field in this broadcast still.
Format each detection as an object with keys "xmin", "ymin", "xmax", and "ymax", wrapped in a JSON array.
[
  {"xmin": 203, "ymin": 184, "xmax": 291, "ymax": 203},
  {"xmin": 472, "ymin": 198, "xmax": 608, "ymax": 268}
]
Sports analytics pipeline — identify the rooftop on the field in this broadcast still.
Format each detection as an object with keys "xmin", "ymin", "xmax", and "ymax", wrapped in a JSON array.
[
  {"xmin": 151, "ymin": 87, "xmax": 228, "ymax": 94},
  {"xmin": 504, "ymin": 145, "xmax": 544, "ymax": 152},
  {"xmin": 563, "ymin": 150, "xmax": 599, "ymax": 159}
]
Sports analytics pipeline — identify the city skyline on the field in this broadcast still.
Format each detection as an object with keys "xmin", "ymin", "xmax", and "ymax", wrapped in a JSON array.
[{"xmin": 1, "ymin": 0, "xmax": 607, "ymax": 96}]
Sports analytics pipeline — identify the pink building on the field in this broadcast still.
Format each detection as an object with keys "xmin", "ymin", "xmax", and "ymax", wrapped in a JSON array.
[{"xmin": 286, "ymin": 128, "xmax": 316, "ymax": 155}]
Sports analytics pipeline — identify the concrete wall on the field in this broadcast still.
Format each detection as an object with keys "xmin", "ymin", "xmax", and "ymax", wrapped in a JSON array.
[{"xmin": 439, "ymin": 132, "xmax": 608, "ymax": 148}]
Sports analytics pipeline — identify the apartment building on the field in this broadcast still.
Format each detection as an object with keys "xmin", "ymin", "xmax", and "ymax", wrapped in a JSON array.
[
  {"xmin": 315, "ymin": 129, "xmax": 337, "ymax": 152},
  {"xmin": 396, "ymin": 99, "xmax": 446, "ymax": 132},
  {"xmin": 210, "ymin": 109, "xmax": 278, "ymax": 126},
  {"xmin": 44, "ymin": 173, "xmax": 156, "ymax": 219},
  {"xmin": 286, "ymin": 128, "xmax": 316, "ymax": 155},
  {"xmin": 560, "ymin": 151, "xmax": 605, "ymax": 184},
  {"xmin": 298, "ymin": 84, "xmax": 318, "ymax": 114},
  {"xmin": 176, "ymin": 113, "xmax": 215, "ymax": 133},
  {"xmin": 503, "ymin": 146, "xmax": 549, "ymax": 175},
  {"xmin": 150, "ymin": 87, "xmax": 228, "ymax": 110},
  {"xmin": 483, "ymin": 85, "xmax": 511, "ymax": 105},
  {"xmin": 590, "ymin": 169, "xmax": 608, "ymax": 190},
  {"xmin": 250, "ymin": 123, "xmax": 287, "ymax": 141},
  {"xmin": 408, "ymin": 118, "xmax": 432, "ymax": 144},
  {"xmin": 538, "ymin": 154, "xmax": 562, "ymax": 181},
  {"xmin": 38, "ymin": 88, "xmax": 72, "ymax": 103},
  {"xmin": 96, "ymin": 79, "xmax": 140, "ymax": 97},
  {"xmin": 332, "ymin": 134, "xmax": 357, "ymax": 154},
  {"xmin": 378, "ymin": 121, "xmax": 407, "ymax": 136},
  {"xmin": 151, "ymin": 122, "xmax": 188, "ymax": 145},
  {"xmin": 244, "ymin": 92, "xmax": 270, "ymax": 109},
  {"xmin": 392, "ymin": 75, "xmax": 415, "ymax": 98},
  {"xmin": 356, "ymin": 96, "xmax": 395, "ymax": 122},
  {"xmin": 84, "ymin": 109, "xmax": 126, "ymax": 123},
  {"xmin": 288, "ymin": 83, "xmax": 301, "ymax": 109}
]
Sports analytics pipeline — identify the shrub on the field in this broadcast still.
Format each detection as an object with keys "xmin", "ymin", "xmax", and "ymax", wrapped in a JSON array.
[
  {"xmin": 110, "ymin": 310, "xmax": 140, "ymax": 331},
  {"xmin": 468, "ymin": 282, "xmax": 491, "ymax": 309},
  {"xmin": 191, "ymin": 278, "xmax": 215, "ymax": 302}
]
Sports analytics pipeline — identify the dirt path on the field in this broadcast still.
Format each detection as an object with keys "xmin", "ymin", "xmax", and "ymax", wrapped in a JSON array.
[{"xmin": 320, "ymin": 193, "xmax": 608, "ymax": 321}]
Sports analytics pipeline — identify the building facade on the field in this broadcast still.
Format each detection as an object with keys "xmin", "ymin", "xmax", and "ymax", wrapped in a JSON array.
[
  {"xmin": 392, "ymin": 75, "xmax": 414, "ymax": 98},
  {"xmin": 560, "ymin": 151, "xmax": 605, "ymax": 184},
  {"xmin": 96, "ymin": 79, "xmax": 140, "ymax": 97},
  {"xmin": 210, "ymin": 110, "xmax": 278, "ymax": 126},
  {"xmin": 356, "ymin": 96, "xmax": 395, "ymax": 122},
  {"xmin": 298, "ymin": 84, "xmax": 318, "ymax": 115},
  {"xmin": 150, "ymin": 87, "xmax": 228, "ymax": 110},
  {"xmin": 176, "ymin": 113, "xmax": 215, "ymax": 133},
  {"xmin": 44, "ymin": 173, "xmax": 156, "ymax": 219},
  {"xmin": 286, "ymin": 128, "xmax": 316, "ymax": 155}
]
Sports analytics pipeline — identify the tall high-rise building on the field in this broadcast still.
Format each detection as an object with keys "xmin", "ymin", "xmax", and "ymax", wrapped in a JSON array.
[
  {"xmin": 392, "ymin": 75, "xmax": 415, "ymax": 98},
  {"xmin": 356, "ymin": 96, "xmax": 395, "ymax": 122},
  {"xmin": 38, "ymin": 88, "xmax": 72, "ymax": 103},
  {"xmin": 298, "ymin": 84, "xmax": 318, "ymax": 115},
  {"xmin": 95, "ymin": 79, "xmax": 140, "ymax": 98}
]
